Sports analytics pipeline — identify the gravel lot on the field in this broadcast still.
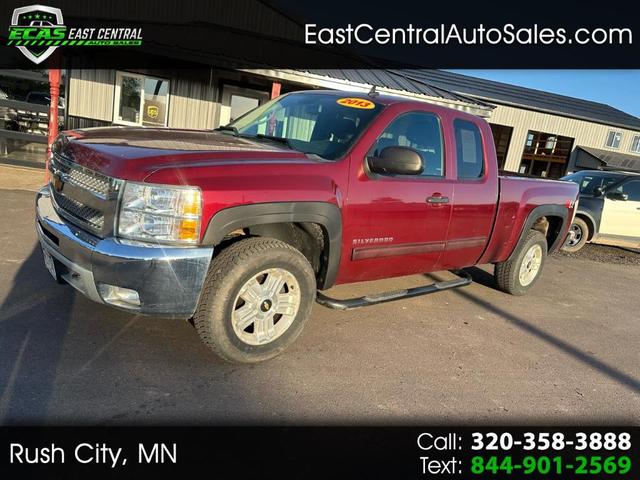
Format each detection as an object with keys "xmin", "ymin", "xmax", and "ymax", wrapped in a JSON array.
[
  {"xmin": 1, "ymin": 186, "xmax": 639, "ymax": 425},
  {"xmin": 559, "ymin": 243, "xmax": 640, "ymax": 266}
]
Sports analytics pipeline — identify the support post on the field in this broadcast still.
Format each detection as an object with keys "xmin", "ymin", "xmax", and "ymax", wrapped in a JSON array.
[
  {"xmin": 46, "ymin": 66, "xmax": 61, "ymax": 182},
  {"xmin": 270, "ymin": 82, "xmax": 281, "ymax": 99}
]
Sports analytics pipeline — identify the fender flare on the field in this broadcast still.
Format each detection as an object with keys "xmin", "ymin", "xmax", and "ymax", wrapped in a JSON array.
[
  {"xmin": 507, "ymin": 204, "xmax": 569, "ymax": 260},
  {"xmin": 202, "ymin": 202, "xmax": 342, "ymax": 289}
]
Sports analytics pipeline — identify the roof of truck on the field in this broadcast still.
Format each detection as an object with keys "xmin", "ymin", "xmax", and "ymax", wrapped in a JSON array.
[
  {"xmin": 292, "ymin": 89, "xmax": 483, "ymax": 117},
  {"xmin": 294, "ymin": 88, "xmax": 412, "ymax": 105},
  {"xmin": 303, "ymin": 70, "xmax": 492, "ymax": 108}
]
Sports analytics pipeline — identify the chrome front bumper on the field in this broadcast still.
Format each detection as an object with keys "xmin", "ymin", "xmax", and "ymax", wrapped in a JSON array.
[{"xmin": 35, "ymin": 186, "xmax": 213, "ymax": 318}]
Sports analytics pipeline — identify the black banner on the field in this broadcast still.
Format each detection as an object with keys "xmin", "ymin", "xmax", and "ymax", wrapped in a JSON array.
[
  {"xmin": 0, "ymin": 0, "xmax": 638, "ymax": 69},
  {"xmin": 1, "ymin": 427, "xmax": 638, "ymax": 479}
]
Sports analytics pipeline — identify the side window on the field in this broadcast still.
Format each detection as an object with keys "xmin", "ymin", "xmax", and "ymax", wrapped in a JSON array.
[
  {"xmin": 371, "ymin": 112, "xmax": 443, "ymax": 177},
  {"xmin": 454, "ymin": 119, "xmax": 484, "ymax": 179},
  {"xmin": 578, "ymin": 175, "xmax": 619, "ymax": 194},
  {"xmin": 619, "ymin": 180, "xmax": 640, "ymax": 202}
]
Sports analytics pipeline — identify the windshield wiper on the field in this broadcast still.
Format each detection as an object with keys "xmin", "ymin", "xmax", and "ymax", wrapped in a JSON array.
[
  {"xmin": 214, "ymin": 129, "xmax": 292, "ymax": 149},
  {"xmin": 254, "ymin": 134, "xmax": 293, "ymax": 149},
  {"xmin": 215, "ymin": 125, "xmax": 238, "ymax": 135}
]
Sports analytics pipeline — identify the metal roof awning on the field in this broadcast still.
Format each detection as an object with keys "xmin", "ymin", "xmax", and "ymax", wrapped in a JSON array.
[
  {"xmin": 577, "ymin": 146, "xmax": 640, "ymax": 173},
  {"xmin": 395, "ymin": 70, "xmax": 640, "ymax": 132},
  {"xmin": 243, "ymin": 68, "xmax": 495, "ymax": 118}
]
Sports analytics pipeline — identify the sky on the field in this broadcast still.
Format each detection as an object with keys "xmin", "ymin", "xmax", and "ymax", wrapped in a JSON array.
[{"xmin": 449, "ymin": 70, "xmax": 640, "ymax": 118}]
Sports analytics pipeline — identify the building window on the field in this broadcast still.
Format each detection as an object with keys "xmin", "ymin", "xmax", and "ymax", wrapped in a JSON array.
[
  {"xmin": 605, "ymin": 130, "xmax": 622, "ymax": 149},
  {"xmin": 520, "ymin": 129, "xmax": 574, "ymax": 179},
  {"xmin": 545, "ymin": 136, "xmax": 557, "ymax": 150},
  {"xmin": 114, "ymin": 71, "xmax": 170, "ymax": 126},
  {"xmin": 525, "ymin": 132, "xmax": 534, "ymax": 147},
  {"xmin": 631, "ymin": 135, "xmax": 640, "ymax": 153}
]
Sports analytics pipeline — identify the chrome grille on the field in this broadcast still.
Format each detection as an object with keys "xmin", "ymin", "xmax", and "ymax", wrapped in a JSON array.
[
  {"xmin": 51, "ymin": 189, "xmax": 105, "ymax": 230},
  {"xmin": 49, "ymin": 151, "xmax": 121, "ymax": 236},
  {"xmin": 50, "ymin": 152, "xmax": 112, "ymax": 198}
]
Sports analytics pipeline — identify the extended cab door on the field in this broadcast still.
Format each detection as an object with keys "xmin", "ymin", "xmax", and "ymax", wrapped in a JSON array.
[
  {"xmin": 340, "ymin": 108, "xmax": 454, "ymax": 283},
  {"xmin": 435, "ymin": 117, "xmax": 499, "ymax": 270},
  {"xmin": 599, "ymin": 178, "xmax": 640, "ymax": 241}
]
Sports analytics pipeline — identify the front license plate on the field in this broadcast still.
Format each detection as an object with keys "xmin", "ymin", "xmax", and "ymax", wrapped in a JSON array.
[{"xmin": 41, "ymin": 247, "xmax": 57, "ymax": 280}]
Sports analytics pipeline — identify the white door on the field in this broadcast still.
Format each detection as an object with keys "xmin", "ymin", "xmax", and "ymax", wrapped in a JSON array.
[
  {"xmin": 219, "ymin": 85, "xmax": 269, "ymax": 126},
  {"xmin": 599, "ymin": 179, "xmax": 640, "ymax": 238}
]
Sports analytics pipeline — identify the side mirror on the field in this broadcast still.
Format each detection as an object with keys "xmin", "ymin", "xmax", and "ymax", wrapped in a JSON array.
[
  {"xmin": 368, "ymin": 146, "xmax": 423, "ymax": 176},
  {"xmin": 606, "ymin": 191, "xmax": 628, "ymax": 201},
  {"xmin": 592, "ymin": 186, "xmax": 603, "ymax": 197}
]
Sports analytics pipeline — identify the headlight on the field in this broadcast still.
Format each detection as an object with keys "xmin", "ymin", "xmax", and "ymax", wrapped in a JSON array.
[{"xmin": 117, "ymin": 182, "xmax": 202, "ymax": 244}]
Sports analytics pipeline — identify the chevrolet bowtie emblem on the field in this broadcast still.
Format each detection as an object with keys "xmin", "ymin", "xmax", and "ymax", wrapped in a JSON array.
[{"xmin": 53, "ymin": 176, "xmax": 64, "ymax": 192}]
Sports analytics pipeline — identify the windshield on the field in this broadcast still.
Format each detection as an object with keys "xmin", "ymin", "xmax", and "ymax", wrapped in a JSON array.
[
  {"xmin": 227, "ymin": 93, "xmax": 384, "ymax": 160},
  {"xmin": 563, "ymin": 172, "xmax": 621, "ymax": 195}
]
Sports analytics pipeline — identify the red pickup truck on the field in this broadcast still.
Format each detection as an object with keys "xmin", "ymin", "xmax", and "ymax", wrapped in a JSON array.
[{"xmin": 36, "ymin": 90, "xmax": 578, "ymax": 363}]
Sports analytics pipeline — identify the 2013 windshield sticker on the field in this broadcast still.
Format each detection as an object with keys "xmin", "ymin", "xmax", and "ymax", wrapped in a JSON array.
[
  {"xmin": 336, "ymin": 97, "xmax": 376, "ymax": 109},
  {"xmin": 7, "ymin": 5, "xmax": 143, "ymax": 64}
]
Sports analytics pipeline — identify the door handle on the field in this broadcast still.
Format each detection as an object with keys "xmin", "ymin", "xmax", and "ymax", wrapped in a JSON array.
[{"xmin": 426, "ymin": 194, "xmax": 449, "ymax": 204}]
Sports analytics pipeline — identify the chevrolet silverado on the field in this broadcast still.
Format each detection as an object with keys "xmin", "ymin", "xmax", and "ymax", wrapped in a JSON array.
[{"xmin": 36, "ymin": 90, "xmax": 579, "ymax": 363}]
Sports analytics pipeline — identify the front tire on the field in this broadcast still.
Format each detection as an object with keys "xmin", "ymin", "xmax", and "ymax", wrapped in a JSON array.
[
  {"xmin": 561, "ymin": 217, "xmax": 589, "ymax": 253},
  {"xmin": 495, "ymin": 230, "xmax": 547, "ymax": 296},
  {"xmin": 193, "ymin": 237, "xmax": 317, "ymax": 363}
]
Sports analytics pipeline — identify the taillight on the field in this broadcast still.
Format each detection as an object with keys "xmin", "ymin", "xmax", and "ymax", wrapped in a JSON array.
[{"xmin": 568, "ymin": 197, "xmax": 579, "ymax": 222}]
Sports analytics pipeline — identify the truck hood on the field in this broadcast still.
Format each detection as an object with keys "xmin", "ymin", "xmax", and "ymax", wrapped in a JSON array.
[{"xmin": 62, "ymin": 127, "xmax": 315, "ymax": 181}]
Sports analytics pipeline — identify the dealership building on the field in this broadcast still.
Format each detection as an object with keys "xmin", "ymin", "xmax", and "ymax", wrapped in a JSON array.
[
  {"xmin": 2, "ymin": 0, "xmax": 640, "ymax": 177},
  {"xmin": 2, "ymin": 66, "xmax": 640, "ymax": 179},
  {"xmin": 56, "ymin": 66, "xmax": 640, "ymax": 179}
]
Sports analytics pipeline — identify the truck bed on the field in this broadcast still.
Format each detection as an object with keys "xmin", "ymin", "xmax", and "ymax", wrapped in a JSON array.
[{"xmin": 478, "ymin": 174, "xmax": 577, "ymax": 264}]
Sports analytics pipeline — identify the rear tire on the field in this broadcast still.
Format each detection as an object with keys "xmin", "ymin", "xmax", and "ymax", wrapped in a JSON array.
[
  {"xmin": 193, "ymin": 237, "xmax": 317, "ymax": 363},
  {"xmin": 561, "ymin": 217, "xmax": 589, "ymax": 253},
  {"xmin": 495, "ymin": 230, "xmax": 547, "ymax": 296}
]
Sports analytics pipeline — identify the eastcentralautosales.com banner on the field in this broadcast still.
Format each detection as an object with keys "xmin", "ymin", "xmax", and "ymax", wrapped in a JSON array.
[{"xmin": 0, "ymin": 0, "xmax": 638, "ymax": 68}]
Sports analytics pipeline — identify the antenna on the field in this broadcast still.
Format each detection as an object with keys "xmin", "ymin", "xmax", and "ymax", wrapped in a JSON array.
[{"xmin": 368, "ymin": 85, "xmax": 379, "ymax": 98}]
